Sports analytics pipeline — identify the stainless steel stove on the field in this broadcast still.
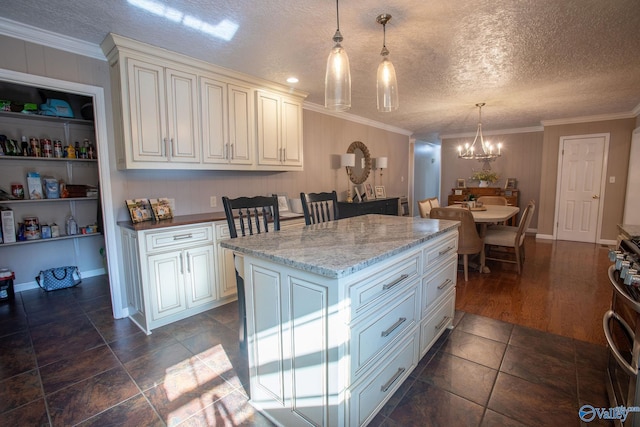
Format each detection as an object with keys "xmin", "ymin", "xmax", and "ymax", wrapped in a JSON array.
[{"xmin": 604, "ymin": 238, "xmax": 640, "ymax": 426}]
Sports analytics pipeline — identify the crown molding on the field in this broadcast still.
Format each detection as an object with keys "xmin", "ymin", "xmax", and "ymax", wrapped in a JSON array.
[
  {"xmin": 0, "ymin": 17, "xmax": 105, "ymax": 60},
  {"xmin": 441, "ymin": 126, "xmax": 544, "ymax": 140},
  {"xmin": 303, "ymin": 102, "xmax": 413, "ymax": 136},
  {"xmin": 541, "ymin": 111, "xmax": 637, "ymax": 126}
]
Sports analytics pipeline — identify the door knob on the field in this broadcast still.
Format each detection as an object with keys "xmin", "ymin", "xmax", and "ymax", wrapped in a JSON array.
[{"xmin": 592, "ymin": 195, "xmax": 600, "ymax": 199}]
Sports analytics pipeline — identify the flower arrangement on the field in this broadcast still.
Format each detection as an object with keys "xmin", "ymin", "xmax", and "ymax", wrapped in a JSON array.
[{"xmin": 471, "ymin": 170, "xmax": 500, "ymax": 183}]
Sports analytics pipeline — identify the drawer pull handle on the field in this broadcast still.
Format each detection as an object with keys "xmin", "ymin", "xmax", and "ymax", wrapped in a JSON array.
[
  {"xmin": 381, "ymin": 317, "xmax": 407, "ymax": 337},
  {"xmin": 381, "ymin": 367, "xmax": 406, "ymax": 393},
  {"xmin": 173, "ymin": 234, "xmax": 193, "ymax": 241},
  {"xmin": 435, "ymin": 316, "xmax": 450, "ymax": 331},
  {"xmin": 437, "ymin": 279, "xmax": 453, "ymax": 290},
  {"xmin": 438, "ymin": 246, "xmax": 455, "ymax": 256},
  {"xmin": 382, "ymin": 274, "xmax": 409, "ymax": 290}
]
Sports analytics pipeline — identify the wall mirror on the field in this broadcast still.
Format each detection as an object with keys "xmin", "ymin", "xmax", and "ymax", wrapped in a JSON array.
[{"xmin": 346, "ymin": 141, "xmax": 371, "ymax": 185}]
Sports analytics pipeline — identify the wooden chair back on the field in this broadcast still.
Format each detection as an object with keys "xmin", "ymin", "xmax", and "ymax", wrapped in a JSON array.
[
  {"xmin": 300, "ymin": 191, "xmax": 339, "ymax": 225},
  {"xmin": 222, "ymin": 195, "xmax": 280, "ymax": 238},
  {"xmin": 477, "ymin": 196, "xmax": 508, "ymax": 206},
  {"xmin": 430, "ymin": 207, "xmax": 483, "ymax": 255}
]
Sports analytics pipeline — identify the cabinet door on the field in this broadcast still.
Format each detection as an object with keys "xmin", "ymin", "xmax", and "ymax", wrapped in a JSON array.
[
  {"xmin": 126, "ymin": 58, "xmax": 168, "ymax": 163},
  {"xmin": 228, "ymin": 84, "xmax": 254, "ymax": 165},
  {"xmin": 185, "ymin": 245, "xmax": 217, "ymax": 307},
  {"xmin": 166, "ymin": 68, "xmax": 200, "ymax": 163},
  {"xmin": 218, "ymin": 245, "xmax": 238, "ymax": 298},
  {"xmin": 281, "ymin": 97, "xmax": 303, "ymax": 167},
  {"xmin": 201, "ymin": 76, "xmax": 228, "ymax": 164},
  {"xmin": 147, "ymin": 251, "xmax": 187, "ymax": 320},
  {"xmin": 256, "ymin": 90, "xmax": 281, "ymax": 166}
]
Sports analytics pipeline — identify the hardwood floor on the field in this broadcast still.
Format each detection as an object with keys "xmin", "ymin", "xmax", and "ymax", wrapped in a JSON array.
[{"xmin": 455, "ymin": 236, "xmax": 613, "ymax": 346}]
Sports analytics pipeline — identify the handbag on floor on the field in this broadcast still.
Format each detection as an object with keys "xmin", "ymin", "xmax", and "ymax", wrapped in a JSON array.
[{"xmin": 36, "ymin": 266, "xmax": 82, "ymax": 291}]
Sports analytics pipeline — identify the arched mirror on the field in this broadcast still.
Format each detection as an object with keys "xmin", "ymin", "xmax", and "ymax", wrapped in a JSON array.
[{"xmin": 346, "ymin": 141, "xmax": 371, "ymax": 184}]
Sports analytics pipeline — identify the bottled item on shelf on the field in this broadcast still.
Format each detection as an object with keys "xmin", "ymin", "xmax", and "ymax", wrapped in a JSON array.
[
  {"xmin": 65, "ymin": 215, "xmax": 78, "ymax": 236},
  {"xmin": 80, "ymin": 139, "xmax": 88, "ymax": 159},
  {"xmin": 66, "ymin": 143, "xmax": 76, "ymax": 159},
  {"xmin": 21, "ymin": 136, "xmax": 28, "ymax": 156}
]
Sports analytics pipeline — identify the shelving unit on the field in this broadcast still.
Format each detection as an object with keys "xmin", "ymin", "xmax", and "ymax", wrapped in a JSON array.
[{"xmin": 0, "ymin": 88, "xmax": 105, "ymax": 289}]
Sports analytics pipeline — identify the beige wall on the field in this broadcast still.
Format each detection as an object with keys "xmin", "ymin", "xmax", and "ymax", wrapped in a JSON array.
[
  {"xmin": 538, "ymin": 118, "xmax": 636, "ymax": 240},
  {"xmin": 441, "ymin": 131, "xmax": 544, "ymax": 228}
]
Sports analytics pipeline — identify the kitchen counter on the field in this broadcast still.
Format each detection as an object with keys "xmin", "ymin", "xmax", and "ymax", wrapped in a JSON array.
[
  {"xmin": 619, "ymin": 224, "xmax": 640, "ymax": 240},
  {"xmin": 117, "ymin": 211, "xmax": 304, "ymax": 232},
  {"xmin": 221, "ymin": 213, "xmax": 460, "ymax": 426},
  {"xmin": 220, "ymin": 214, "xmax": 459, "ymax": 278}
]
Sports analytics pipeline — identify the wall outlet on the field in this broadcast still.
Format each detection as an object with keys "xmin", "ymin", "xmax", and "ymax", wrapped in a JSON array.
[{"xmin": 210, "ymin": 196, "xmax": 217, "ymax": 208}]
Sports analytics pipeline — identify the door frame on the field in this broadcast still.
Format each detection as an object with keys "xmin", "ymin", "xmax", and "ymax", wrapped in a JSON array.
[
  {"xmin": 553, "ymin": 133, "xmax": 609, "ymax": 243},
  {"xmin": 0, "ymin": 68, "xmax": 124, "ymax": 318}
]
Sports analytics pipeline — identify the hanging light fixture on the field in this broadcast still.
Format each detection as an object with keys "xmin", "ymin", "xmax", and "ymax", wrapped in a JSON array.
[
  {"xmin": 325, "ymin": 0, "xmax": 351, "ymax": 111},
  {"xmin": 457, "ymin": 103, "xmax": 502, "ymax": 170},
  {"xmin": 376, "ymin": 14, "xmax": 399, "ymax": 112}
]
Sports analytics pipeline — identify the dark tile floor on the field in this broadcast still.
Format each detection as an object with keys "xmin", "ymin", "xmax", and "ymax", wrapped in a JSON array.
[{"xmin": 0, "ymin": 275, "xmax": 613, "ymax": 426}]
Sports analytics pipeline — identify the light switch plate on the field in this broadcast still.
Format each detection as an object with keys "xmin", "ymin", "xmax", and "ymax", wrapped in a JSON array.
[{"xmin": 210, "ymin": 196, "xmax": 217, "ymax": 208}]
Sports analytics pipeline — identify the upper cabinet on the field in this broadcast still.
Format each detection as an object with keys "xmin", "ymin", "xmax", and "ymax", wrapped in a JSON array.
[
  {"xmin": 256, "ymin": 90, "xmax": 303, "ymax": 170},
  {"xmin": 126, "ymin": 59, "xmax": 200, "ymax": 164},
  {"xmin": 101, "ymin": 33, "xmax": 307, "ymax": 171},
  {"xmin": 200, "ymin": 75, "xmax": 254, "ymax": 166}
]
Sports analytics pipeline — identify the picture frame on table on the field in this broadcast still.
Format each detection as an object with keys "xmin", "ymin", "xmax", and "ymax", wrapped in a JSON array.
[
  {"xmin": 126, "ymin": 199, "xmax": 153, "ymax": 223},
  {"xmin": 456, "ymin": 178, "xmax": 466, "ymax": 189},
  {"xmin": 353, "ymin": 186, "xmax": 363, "ymax": 203},
  {"xmin": 149, "ymin": 198, "xmax": 173, "ymax": 220},
  {"xmin": 365, "ymin": 183, "xmax": 375, "ymax": 200},
  {"xmin": 505, "ymin": 178, "xmax": 517, "ymax": 190},
  {"xmin": 374, "ymin": 185, "xmax": 386, "ymax": 199},
  {"xmin": 276, "ymin": 194, "xmax": 290, "ymax": 213}
]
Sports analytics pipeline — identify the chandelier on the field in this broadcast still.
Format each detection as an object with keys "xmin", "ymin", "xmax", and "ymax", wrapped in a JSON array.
[{"xmin": 457, "ymin": 103, "xmax": 502, "ymax": 169}]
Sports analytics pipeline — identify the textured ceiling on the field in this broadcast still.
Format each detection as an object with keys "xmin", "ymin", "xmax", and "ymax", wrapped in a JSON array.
[{"xmin": 2, "ymin": 0, "xmax": 640, "ymax": 140}]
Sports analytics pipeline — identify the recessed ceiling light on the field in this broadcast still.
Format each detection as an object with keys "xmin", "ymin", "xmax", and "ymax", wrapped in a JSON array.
[{"xmin": 287, "ymin": 77, "xmax": 299, "ymax": 84}]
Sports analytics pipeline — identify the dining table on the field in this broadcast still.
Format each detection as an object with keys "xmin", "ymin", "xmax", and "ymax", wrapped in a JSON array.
[{"xmin": 444, "ymin": 204, "xmax": 520, "ymax": 273}]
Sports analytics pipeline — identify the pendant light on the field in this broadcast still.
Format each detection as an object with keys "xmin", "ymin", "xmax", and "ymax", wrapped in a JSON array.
[
  {"xmin": 325, "ymin": 0, "xmax": 351, "ymax": 111},
  {"xmin": 376, "ymin": 14, "xmax": 399, "ymax": 112}
]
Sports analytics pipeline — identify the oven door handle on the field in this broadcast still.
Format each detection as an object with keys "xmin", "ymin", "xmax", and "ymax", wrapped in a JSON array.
[{"xmin": 603, "ymin": 309, "xmax": 639, "ymax": 377}]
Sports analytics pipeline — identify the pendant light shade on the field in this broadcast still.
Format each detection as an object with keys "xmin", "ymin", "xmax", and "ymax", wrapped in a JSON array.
[
  {"xmin": 325, "ymin": 0, "xmax": 351, "ymax": 111},
  {"xmin": 376, "ymin": 14, "xmax": 399, "ymax": 112}
]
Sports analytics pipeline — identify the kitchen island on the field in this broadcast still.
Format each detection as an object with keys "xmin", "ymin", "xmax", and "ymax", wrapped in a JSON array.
[{"xmin": 220, "ymin": 214, "xmax": 460, "ymax": 426}]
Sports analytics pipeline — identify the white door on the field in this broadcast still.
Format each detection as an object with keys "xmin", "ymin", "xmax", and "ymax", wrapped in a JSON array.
[
  {"xmin": 127, "ymin": 58, "xmax": 167, "ymax": 162},
  {"xmin": 184, "ymin": 245, "xmax": 217, "ymax": 307},
  {"xmin": 165, "ymin": 68, "xmax": 200, "ymax": 162},
  {"xmin": 556, "ymin": 134, "xmax": 608, "ymax": 242},
  {"xmin": 200, "ymin": 76, "xmax": 228, "ymax": 164}
]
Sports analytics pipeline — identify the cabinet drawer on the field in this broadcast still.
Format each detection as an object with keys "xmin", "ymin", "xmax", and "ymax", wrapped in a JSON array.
[
  {"xmin": 423, "ymin": 232, "xmax": 458, "ymax": 272},
  {"xmin": 145, "ymin": 224, "xmax": 213, "ymax": 251},
  {"xmin": 351, "ymin": 286, "xmax": 419, "ymax": 378},
  {"xmin": 349, "ymin": 251, "xmax": 420, "ymax": 319},
  {"xmin": 420, "ymin": 290, "xmax": 455, "ymax": 357},
  {"xmin": 349, "ymin": 329, "xmax": 419, "ymax": 427},
  {"xmin": 421, "ymin": 255, "xmax": 457, "ymax": 316}
]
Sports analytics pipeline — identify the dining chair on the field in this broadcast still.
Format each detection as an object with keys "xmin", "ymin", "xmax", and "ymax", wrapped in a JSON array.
[
  {"xmin": 483, "ymin": 200, "xmax": 536, "ymax": 274},
  {"xmin": 429, "ymin": 207, "xmax": 484, "ymax": 281},
  {"xmin": 477, "ymin": 196, "xmax": 508, "ymax": 206},
  {"xmin": 222, "ymin": 195, "xmax": 280, "ymax": 349},
  {"xmin": 418, "ymin": 197, "xmax": 439, "ymax": 218},
  {"xmin": 300, "ymin": 191, "xmax": 339, "ymax": 225}
]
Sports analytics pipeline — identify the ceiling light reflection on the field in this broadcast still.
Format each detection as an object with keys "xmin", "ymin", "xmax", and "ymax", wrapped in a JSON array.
[{"xmin": 128, "ymin": 0, "xmax": 238, "ymax": 41}]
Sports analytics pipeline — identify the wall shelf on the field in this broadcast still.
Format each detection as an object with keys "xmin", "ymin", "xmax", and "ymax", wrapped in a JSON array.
[{"xmin": 0, "ymin": 232, "xmax": 102, "ymax": 247}]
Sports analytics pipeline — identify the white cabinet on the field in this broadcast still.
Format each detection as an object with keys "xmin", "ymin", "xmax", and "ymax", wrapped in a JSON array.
[
  {"xmin": 201, "ymin": 76, "xmax": 254, "ymax": 167},
  {"xmin": 241, "ymin": 229, "xmax": 457, "ymax": 426},
  {"xmin": 102, "ymin": 33, "xmax": 307, "ymax": 172},
  {"xmin": 119, "ymin": 222, "xmax": 223, "ymax": 333},
  {"xmin": 125, "ymin": 58, "xmax": 200, "ymax": 165},
  {"xmin": 256, "ymin": 89, "xmax": 304, "ymax": 169}
]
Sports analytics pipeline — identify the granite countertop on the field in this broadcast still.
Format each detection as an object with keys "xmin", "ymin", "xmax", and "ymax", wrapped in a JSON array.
[
  {"xmin": 220, "ymin": 214, "xmax": 459, "ymax": 279},
  {"xmin": 618, "ymin": 224, "xmax": 640, "ymax": 239},
  {"xmin": 117, "ymin": 212, "xmax": 304, "ymax": 232}
]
